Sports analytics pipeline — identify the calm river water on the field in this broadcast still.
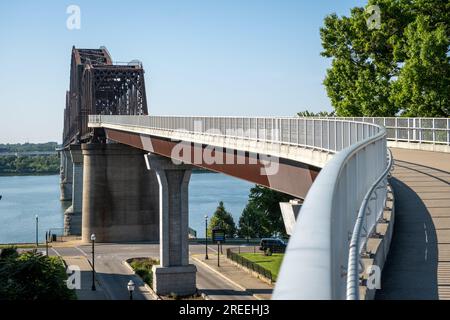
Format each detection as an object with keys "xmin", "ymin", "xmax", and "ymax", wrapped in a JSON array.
[{"xmin": 0, "ymin": 173, "xmax": 252, "ymax": 243}]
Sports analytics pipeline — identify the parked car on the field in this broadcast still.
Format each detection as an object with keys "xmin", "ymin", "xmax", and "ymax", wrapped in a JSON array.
[{"xmin": 259, "ymin": 238, "xmax": 287, "ymax": 253}]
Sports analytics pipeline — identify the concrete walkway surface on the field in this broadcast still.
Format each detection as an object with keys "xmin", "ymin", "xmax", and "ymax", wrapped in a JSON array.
[{"xmin": 376, "ymin": 148, "xmax": 450, "ymax": 300}]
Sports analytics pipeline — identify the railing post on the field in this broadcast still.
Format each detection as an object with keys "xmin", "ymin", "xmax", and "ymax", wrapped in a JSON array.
[
  {"xmin": 407, "ymin": 118, "xmax": 410, "ymax": 142},
  {"xmin": 312, "ymin": 119, "xmax": 315, "ymax": 147},
  {"xmin": 432, "ymin": 118, "xmax": 436, "ymax": 144},
  {"xmin": 320, "ymin": 120, "xmax": 323, "ymax": 149},
  {"xmin": 448, "ymin": 118, "xmax": 450, "ymax": 145},
  {"xmin": 327, "ymin": 120, "xmax": 330, "ymax": 150},
  {"xmin": 395, "ymin": 118, "xmax": 398, "ymax": 141},
  {"xmin": 334, "ymin": 120, "xmax": 337, "ymax": 151},
  {"xmin": 419, "ymin": 118, "xmax": 422, "ymax": 143}
]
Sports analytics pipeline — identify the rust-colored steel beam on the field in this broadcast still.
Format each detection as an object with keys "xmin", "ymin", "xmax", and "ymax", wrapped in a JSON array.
[
  {"xmin": 104, "ymin": 128, "xmax": 320, "ymax": 199},
  {"xmin": 62, "ymin": 46, "xmax": 148, "ymax": 147}
]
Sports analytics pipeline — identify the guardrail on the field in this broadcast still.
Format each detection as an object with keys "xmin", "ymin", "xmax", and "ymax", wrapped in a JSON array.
[
  {"xmin": 90, "ymin": 115, "xmax": 449, "ymax": 148},
  {"xmin": 89, "ymin": 115, "xmax": 380, "ymax": 154},
  {"xmin": 346, "ymin": 149, "xmax": 394, "ymax": 299},
  {"xmin": 325, "ymin": 117, "xmax": 450, "ymax": 145},
  {"xmin": 226, "ymin": 248, "xmax": 273, "ymax": 283},
  {"xmin": 273, "ymin": 122, "xmax": 388, "ymax": 299}
]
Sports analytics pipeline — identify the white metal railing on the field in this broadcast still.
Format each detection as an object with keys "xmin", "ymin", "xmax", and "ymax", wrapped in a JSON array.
[
  {"xmin": 90, "ymin": 115, "xmax": 450, "ymax": 146},
  {"xmin": 273, "ymin": 124, "xmax": 388, "ymax": 299},
  {"xmin": 346, "ymin": 148, "xmax": 393, "ymax": 300},
  {"xmin": 89, "ymin": 115, "xmax": 380, "ymax": 154},
  {"xmin": 322, "ymin": 117, "xmax": 450, "ymax": 145}
]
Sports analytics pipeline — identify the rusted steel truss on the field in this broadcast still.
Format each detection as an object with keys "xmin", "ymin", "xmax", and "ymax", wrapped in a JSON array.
[{"xmin": 62, "ymin": 46, "xmax": 148, "ymax": 146}]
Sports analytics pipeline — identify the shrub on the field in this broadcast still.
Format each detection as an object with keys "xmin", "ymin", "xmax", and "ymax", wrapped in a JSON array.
[{"xmin": 0, "ymin": 246, "xmax": 18, "ymax": 260}]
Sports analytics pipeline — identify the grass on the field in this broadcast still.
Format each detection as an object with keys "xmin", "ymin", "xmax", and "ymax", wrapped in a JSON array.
[
  {"xmin": 239, "ymin": 253, "xmax": 285, "ymax": 281},
  {"xmin": 127, "ymin": 257, "xmax": 204, "ymax": 300},
  {"xmin": 128, "ymin": 257, "xmax": 159, "ymax": 287}
]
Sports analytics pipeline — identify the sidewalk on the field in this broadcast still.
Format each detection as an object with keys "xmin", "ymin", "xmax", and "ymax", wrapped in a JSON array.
[
  {"xmin": 64, "ymin": 256, "xmax": 109, "ymax": 300},
  {"xmin": 192, "ymin": 254, "xmax": 274, "ymax": 300}
]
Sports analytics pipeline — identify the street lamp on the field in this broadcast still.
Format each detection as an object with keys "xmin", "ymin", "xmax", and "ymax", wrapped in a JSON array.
[
  {"xmin": 35, "ymin": 214, "xmax": 39, "ymax": 247},
  {"xmin": 127, "ymin": 280, "xmax": 135, "ymax": 300},
  {"xmin": 45, "ymin": 231, "xmax": 49, "ymax": 256},
  {"xmin": 91, "ymin": 233, "xmax": 96, "ymax": 291},
  {"xmin": 204, "ymin": 215, "xmax": 209, "ymax": 260}
]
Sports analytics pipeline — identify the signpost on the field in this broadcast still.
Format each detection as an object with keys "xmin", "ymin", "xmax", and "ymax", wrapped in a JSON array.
[{"xmin": 212, "ymin": 227, "xmax": 225, "ymax": 267}]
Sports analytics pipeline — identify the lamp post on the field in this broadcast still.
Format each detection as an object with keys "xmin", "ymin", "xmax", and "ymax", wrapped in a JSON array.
[
  {"xmin": 35, "ymin": 214, "xmax": 39, "ymax": 247},
  {"xmin": 45, "ymin": 231, "xmax": 49, "ymax": 256},
  {"xmin": 127, "ymin": 280, "xmax": 135, "ymax": 300},
  {"xmin": 204, "ymin": 215, "xmax": 209, "ymax": 260},
  {"xmin": 91, "ymin": 233, "xmax": 96, "ymax": 291}
]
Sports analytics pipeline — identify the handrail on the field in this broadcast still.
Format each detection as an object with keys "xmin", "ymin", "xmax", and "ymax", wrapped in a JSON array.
[
  {"xmin": 346, "ymin": 148, "xmax": 393, "ymax": 300},
  {"xmin": 273, "ymin": 124, "xmax": 387, "ymax": 299}
]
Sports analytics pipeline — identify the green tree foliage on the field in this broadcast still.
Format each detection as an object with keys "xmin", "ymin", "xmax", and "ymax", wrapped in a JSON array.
[
  {"xmin": 238, "ymin": 185, "xmax": 291, "ymax": 237},
  {"xmin": 208, "ymin": 201, "xmax": 236, "ymax": 237},
  {"xmin": 321, "ymin": 0, "xmax": 450, "ymax": 117},
  {"xmin": 297, "ymin": 110, "xmax": 336, "ymax": 117},
  {"xmin": 237, "ymin": 202, "xmax": 271, "ymax": 239},
  {"xmin": 0, "ymin": 248, "xmax": 76, "ymax": 300},
  {"xmin": 0, "ymin": 154, "xmax": 59, "ymax": 175},
  {"xmin": 0, "ymin": 142, "xmax": 58, "ymax": 153}
]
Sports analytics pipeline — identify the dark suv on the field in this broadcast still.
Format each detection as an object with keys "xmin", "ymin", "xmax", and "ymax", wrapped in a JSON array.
[{"xmin": 259, "ymin": 238, "xmax": 287, "ymax": 253}]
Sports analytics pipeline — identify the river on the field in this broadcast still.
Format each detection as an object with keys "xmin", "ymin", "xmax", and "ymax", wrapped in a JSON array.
[{"xmin": 0, "ymin": 173, "xmax": 253, "ymax": 243}]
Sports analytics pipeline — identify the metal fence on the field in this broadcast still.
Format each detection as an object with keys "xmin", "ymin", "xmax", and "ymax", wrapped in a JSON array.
[
  {"xmin": 89, "ymin": 115, "xmax": 382, "ymax": 153},
  {"xmin": 273, "ymin": 121, "xmax": 389, "ymax": 300},
  {"xmin": 226, "ymin": 248, "xmax": 273, "ymax": 283},
  {"xmin": 325, "ymin": 117, "xmax": 450, "ymax": 145},
  {"xmin": 89, "ymin": 116, "xmax": 449, "ymax": 150}
]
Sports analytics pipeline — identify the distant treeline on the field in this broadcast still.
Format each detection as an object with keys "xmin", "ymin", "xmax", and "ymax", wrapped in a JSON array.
[
  {"xmin": 0, "ymin": 154, "xmax": 59, "ymax": 175},
  {"xmin": 0, "ymin": 142, "xmax": 59, "ymax": 153},
  {"xmin": 0, "ymin": 143, "xmax": 60, "ymax": 175}
]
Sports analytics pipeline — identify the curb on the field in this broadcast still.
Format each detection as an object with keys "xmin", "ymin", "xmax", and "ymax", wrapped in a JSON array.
[
  {"xmin": 192, "ymin": 255, "xmax": 265, "ymax": 300},
  {"xmin": 122, "ymin": 260, "xmax": 161, "ymax": 300}
]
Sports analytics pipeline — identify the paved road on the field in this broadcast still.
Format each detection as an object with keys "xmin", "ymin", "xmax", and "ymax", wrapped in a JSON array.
[
  {"xmin": 376, "ymin": 148, "xmax": 450, "ymax": 300},
  {"xmin": 51, "ymin": 243, "xmax": 259, "ymax": 300}
]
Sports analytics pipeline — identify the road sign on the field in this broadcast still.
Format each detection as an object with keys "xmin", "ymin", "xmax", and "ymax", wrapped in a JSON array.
[{"xmin": 212, "ymin": 227, "xmax": 225, "ymax": 243}]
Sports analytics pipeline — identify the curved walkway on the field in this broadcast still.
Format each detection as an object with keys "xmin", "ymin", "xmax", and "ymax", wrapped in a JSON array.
[{"xmin": 377, "ymin": 148, "xmax": 450, "ymax": 299}]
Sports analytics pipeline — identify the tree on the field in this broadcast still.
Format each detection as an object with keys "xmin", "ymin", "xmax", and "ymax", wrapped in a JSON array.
[
  {"xmin": 391, "ymin": 15, "xmax": 450, "ymax": 116},
  {"xmin": 297, "ymin": 110, "xmax": 336, "ymax": 117},
  {"xmin": 320, "ymin": 0, "xmax": 450, "ymax": 117},
  {"xmin": 237, "ymin": 202, "xmax": 271, "ymax": 239},
  {"xmin": 208, "ymin": 201, "xmax": 236, "ymax": 238},
  {"xmin": 238, "ymin": 185, "xmax": 291, "ymax": 237},
  {"xmin": 0, "ymin": 250, "xmax": 76, "ymax": 300}
]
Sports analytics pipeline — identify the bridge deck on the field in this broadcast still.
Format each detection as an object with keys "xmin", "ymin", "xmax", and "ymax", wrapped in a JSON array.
[{"xmin": 377, "ymin": 148, "xmax": 450, "ymax": 300}]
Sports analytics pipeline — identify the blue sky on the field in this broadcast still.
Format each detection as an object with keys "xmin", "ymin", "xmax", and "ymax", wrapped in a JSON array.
[{"xmin": 0, "ymin": 0, "xmax": 365, "ymax": 143}]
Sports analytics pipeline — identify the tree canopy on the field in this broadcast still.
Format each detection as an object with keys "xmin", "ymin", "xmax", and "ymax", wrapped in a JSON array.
[
  {"xmin": 0, "ymin": 248, "xmax": 76, "ymax": 300},
  {"xmin": 321, "ymin": 0, "xmax": 449, "ymax": 117},
  {"xmin": 207, "ymin": 201, "xmax": 236, "ymax": 238},
  {"xmin": 238, "ymin": 185, "xmax": 291, "ymax": 238}
]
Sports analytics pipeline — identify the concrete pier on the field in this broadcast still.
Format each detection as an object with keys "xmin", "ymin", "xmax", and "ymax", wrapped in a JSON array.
[
  {"xmin": 81, "ymin": 143, "xmax": 159, "ymax": 243},
  {"xmin": 145, "ymin": 154, "xmax": 197, "ymax": 296},
  {"xmin": 64, "ymin": 145, "xmax": 83, "ymax": 236},
  {"xmin": 60, "ymin": 149, "xmax": 73, "ymax": 201}
]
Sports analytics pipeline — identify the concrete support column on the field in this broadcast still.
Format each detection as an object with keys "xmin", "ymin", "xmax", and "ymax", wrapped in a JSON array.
[
  {"xmin": 81, "ymin": 143, "xmax": 159, "ymax": 243},
  {"xmin": 64, "ymin": 145, "xmax": 83, "ymax": 236},
  {"xmin": 145, "ymin": 154, "xmax": 197, "ymax": 296},
  {"xmin": 60, "ymin": 149, "xmax": 73, "ymax": 201},
  {"xmin": 279, "ymin": 199, "xmax": 302, "ymax": 236}
]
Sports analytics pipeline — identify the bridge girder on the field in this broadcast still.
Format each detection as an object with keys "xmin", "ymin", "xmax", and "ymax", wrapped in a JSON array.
[{"xmin": 62, "ymin": 46, "xmax": 148, "ymax": 146}]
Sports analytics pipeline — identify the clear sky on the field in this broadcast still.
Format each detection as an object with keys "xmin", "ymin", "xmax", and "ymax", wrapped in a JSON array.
[{"xmin": 0, "ymin": 0, "xmax": 365, "ymax": 143}]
